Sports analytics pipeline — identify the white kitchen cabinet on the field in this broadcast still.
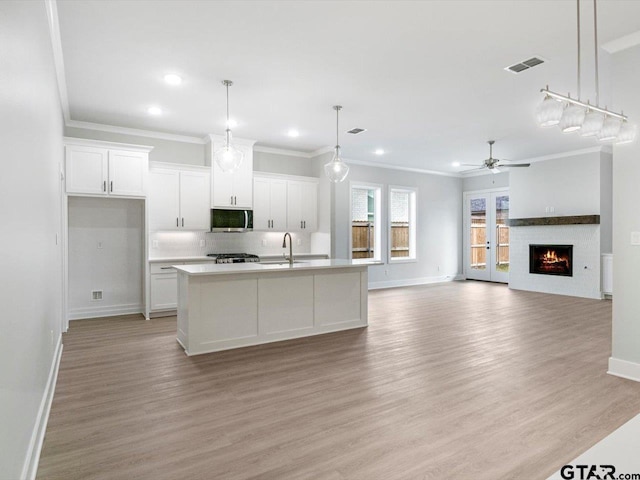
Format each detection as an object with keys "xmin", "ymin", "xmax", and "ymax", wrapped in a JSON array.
[
  {"xmin": 150, "ymin": 265, "xmax": 178, "ymax": 311},
  {"xmin": 208, "ymin": 137, "xmax": 255, "ymax": 208},
  {"xmin": 287, "ymin": 180, "xmax": 318, "ymax": 232},
  {"xmin": 149, "ymin": 164, "xmax": 210, "ymax": 231},
  {"xmin": 253, "ymin": 175, "xmax": 288, "ymax": 230},
  {"xmin": 65, "ymin": 139, "xmax": 150, "ymax": 197}
]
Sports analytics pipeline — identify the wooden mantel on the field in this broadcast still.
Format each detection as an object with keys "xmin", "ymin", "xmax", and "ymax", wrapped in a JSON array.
[{"xmin": 507, "ymin": 215, "xmax": 600, "ymax": 227}]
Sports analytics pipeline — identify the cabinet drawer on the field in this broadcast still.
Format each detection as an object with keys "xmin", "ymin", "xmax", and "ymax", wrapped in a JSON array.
[{"xmin": 150, "ymin": 263, "xmax": 181, "ymax": 274}]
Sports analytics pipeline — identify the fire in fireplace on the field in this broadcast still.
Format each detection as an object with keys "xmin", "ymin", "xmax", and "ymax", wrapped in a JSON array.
[{"xmin": 529, "ymin": 244, "xmax": 573, "ymax": 277}]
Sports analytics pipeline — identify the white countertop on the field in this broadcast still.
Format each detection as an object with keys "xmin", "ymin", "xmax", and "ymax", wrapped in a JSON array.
[
  {"xmin": 148, "ymin": 254, "xmax": 329, "ymax": 263},
  {"xmin": 173, "ymin": 259, "xmax": 381, "ymax": 276}
]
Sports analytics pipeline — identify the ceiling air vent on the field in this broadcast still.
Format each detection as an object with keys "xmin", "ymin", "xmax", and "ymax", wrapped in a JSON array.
[
  {"xmin": 347, "ymin": 128, "xmax": 367, "ymax": 135},
  {"xmin": 505, "ymin": 56, "xmax": 545, "ymax": 74}
]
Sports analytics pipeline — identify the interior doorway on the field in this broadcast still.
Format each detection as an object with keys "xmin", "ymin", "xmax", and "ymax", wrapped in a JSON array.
[{"xmin": 463, "ymin": 189, "xmax": 509, "ymax": 283}]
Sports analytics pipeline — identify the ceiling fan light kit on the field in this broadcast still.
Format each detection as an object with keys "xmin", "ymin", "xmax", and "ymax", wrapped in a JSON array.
[{"xmin": 536, "ymin": 0, "xmax": 636, "ymax": 144}]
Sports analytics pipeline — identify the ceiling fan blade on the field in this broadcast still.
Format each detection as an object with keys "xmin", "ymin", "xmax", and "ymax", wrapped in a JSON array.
[
  {"xmin": 496, "ymin": 163, "xmax": 530, "ymax": 168},
  {"xmin": 460, "ymin": 166, "xmax": 486, "ymax": 172},
  {"xmin": 460, "ymin": 163, "xmax": 483, "ymax": 167}
]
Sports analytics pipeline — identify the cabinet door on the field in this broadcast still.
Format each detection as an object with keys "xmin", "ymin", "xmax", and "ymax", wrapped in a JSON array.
[
  {"xmin": 270, "ymin": 179, "xmax": 288, "ymax": 231},
  {"xmin": 149, "ymin": 169, "xmax": 180, "ymax": 230},
  {"xmin": 211, "ymin": 160, "xmax": 234, "ymax": 208},
  {"xmin": 231, "ymin": 145, "xmax": 254, "ymax": 208},
  {"xmin": 287, "ymin": 181, "xmax": 304, "ymax": 231},
  {"xmin": 179, "ymin": 171, "xmax": 210, "ymax": 230},
  {"xmin": 301, "ymin": 181, "xmax": 318, "ymax": 232},
  {"xmin": 108, "ymin": 150, "xmax": 147, "ymax": 197},
  {"xmin": 253, "ymin": 177, "xmax": 272, "ymax": 230},
  {"xmin": 65, "ymin": 145, "xmax": 108, "ymax": 195},
  {"xmin": 150, "ymin": 273, "xmax": 178, "ymax": 310}
]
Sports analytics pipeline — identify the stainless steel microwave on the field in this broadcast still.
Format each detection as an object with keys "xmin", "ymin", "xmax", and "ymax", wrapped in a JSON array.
[{"xmin": 210, "ymin": 209, "xmax": 253, "ymax": 232}]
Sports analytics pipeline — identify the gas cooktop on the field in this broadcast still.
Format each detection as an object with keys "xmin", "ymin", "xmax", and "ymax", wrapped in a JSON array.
[{"xmin": 206, "ymin": 253, "xmax": 260, "ymax": 264}]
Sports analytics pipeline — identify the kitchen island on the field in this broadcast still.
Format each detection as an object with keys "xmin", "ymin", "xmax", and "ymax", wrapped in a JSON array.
[{"xmin": 173, "ymin": 259, "xmax": 374, "ymax": 355}]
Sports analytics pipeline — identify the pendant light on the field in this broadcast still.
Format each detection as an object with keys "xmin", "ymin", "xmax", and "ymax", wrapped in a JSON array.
[
  {"xmin": 536, "ymin": 0, "xmax": 635, "ymax": 143},
  {"xmin": 213, "ymin": 80, "xmax": 244, "ymax": 173},
  {"xmin": 324, "ymin": 105, "xmax": 350, "ymax": 183}
]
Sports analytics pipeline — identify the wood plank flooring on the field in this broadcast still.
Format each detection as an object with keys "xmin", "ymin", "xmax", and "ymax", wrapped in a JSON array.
[{"xmin": 37, "ymin": 281, "xmax": 640, "ymax": 480}]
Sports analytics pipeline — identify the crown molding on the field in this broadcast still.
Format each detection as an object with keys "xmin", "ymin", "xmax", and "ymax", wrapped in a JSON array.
[
  {"xmin": 253, "ymin": 145, "xmax": 313, "ymax": 158},
  {"xmin": 206, "ymin": 133, "xmax": 256, "ymax": 147},
  {"xmin": 66, "ymin": 120, "xmax": 206, "ymax": 144},
  {"xmin": 64, "ymin": 136, "xmax": 154, "ymax": 152},
  {"xmin": 45, "ymin": 0, "xmax": 70, "ymax": 123}
]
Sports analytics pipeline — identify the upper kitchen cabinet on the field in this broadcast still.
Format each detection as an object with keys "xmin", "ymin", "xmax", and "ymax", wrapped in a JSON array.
[
  {"xmin": 148, "ymin": 164, "xmax": 210, "ymax": 231},
  {"xmin": 206, "ymin": 135, "xmax": 256, "ymax": 209},
  {"xmin": 65, "ymin": 138, "xmax": 152, "ymax": 198},
  {"xmin": 287, "ymin": 179, "xmax": 318, "ymax": 232},
  {"xmin": 253, "ymin": 174, "xmax": 288, "ymax": 231}
]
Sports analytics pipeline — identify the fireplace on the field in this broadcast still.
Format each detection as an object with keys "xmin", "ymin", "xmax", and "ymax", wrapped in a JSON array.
[{"xmin": 529, "ymin": 244, "xmax": 573, "ymax": 277}]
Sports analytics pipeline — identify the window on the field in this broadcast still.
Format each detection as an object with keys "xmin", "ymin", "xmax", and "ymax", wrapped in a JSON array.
[
  {"xmin": 350, "ymin": 183, "xmax": 381, "ymax": 261},
  {"xmin": 389, "ymin": 187, "xmax": 417, "ymax": 262}
]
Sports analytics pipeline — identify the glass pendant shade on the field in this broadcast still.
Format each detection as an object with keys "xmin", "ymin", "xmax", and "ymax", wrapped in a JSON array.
[
  {"xmin": 214, "ymin": 140, "xmax": 244, "ymax": 173},
  {"xmin": 536, "ymin": 96, "xmax": 564, "ymax": 127},
  {"xmin": 580, "ymin": 110, "xmax": 605, "ymax": 136},
  {"xmin": 596, "ymin": 116, "xmax": 622, "ymax": 142},
  {"xmin": 324, "ymin": 147, "xmax": 349, "ymax": 183},
  {"xmin": 559, "ymin": 104, "xmax": 586, "ymax": 132},
  {"xmin": 616, "ymin": 122, "xmax": 637, "ymax": 144}
]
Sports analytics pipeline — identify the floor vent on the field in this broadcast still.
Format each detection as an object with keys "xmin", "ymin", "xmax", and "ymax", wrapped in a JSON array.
[
  {"xmin": 505, "ymin": 56, "xmax": 545, "ymax": 74},
  {"xmin": 347, "ymin": 128, "xmax": 367, "ymax": 135},
  {"xmin": 91, "ymin": 290, "xmax": 103, "ymax": 301}
]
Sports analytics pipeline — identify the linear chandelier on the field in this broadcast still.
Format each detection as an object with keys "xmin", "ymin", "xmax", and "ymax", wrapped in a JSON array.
[{"xmin": 536, "ymin": 0, "xmax": 636, "ymax": 144}]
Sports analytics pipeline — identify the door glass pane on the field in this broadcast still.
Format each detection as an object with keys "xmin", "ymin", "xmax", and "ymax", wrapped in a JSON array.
[
  {"xmin": 390, "ymin": 190, "xmax": 410, "ymax": 258},
  {"xmin": 495, "ymin": 195, "xmax": 509, "ymax": 273},
  {"xmin": 352, "ymin": 187, "xmax": 376, "ymax": 259},
  {"xmin": 470, "ymin": 198, "xmax": 487, "ymax": 270}
]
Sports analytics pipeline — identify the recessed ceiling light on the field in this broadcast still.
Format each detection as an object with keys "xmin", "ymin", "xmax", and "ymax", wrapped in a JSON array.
[
  {"xmin": 147, "ymin": 106, "xmax": 162, "ymax": 116},
  {"xmin": 288, "ymin": 129, "xmax": 300, "ymax": 138},
  {"xmin": 452, "ymin": 161, "xmax": 461, "ymax": 167},
  {"xmin": 163, "ymin": 73, "xmax": 182, "ymax": 85},
  {"xmin": 374, "ymin": 149, "xmax": 384, "ymax": 155}
]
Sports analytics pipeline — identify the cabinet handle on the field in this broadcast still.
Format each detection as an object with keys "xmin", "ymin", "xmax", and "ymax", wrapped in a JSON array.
[
  {"xmin": 110, "ymin": 181, "xmax": 113, "ymax": 192},
  {"xmin": 230, "ymin": 195, "xmax": 233, "ymax": 205},
  {"xmin": 234, "ymin": 196, "xmax": 237, "ymax": 205},
  {"xmin": 103, "ymin": 180, "xmax": 106, "ymax": 192},
  {"xmin": 182, "ymin": 218, "xmax": 184, "ymax": 227},
  {"xmin": 160, "ymin": 267, "xmax": 173, "ymax": 270},
  {"xmin": 176, "ymin": 217, "xmax": 179, "ymax": 227},
  {"xmin": 303, "ymin": 221, "xmax": 306, "ymax": 229}
]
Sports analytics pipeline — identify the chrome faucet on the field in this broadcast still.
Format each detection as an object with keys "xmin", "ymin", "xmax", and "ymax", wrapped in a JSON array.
[{"xmin": 282, "ymin": 232, "xmax": 294, "ymax": 265}]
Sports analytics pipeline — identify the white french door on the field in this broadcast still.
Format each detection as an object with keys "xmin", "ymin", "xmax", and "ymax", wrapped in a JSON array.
[{"xmin": 463, "ymin": 189, "xmax": 510, "ymax": 283}]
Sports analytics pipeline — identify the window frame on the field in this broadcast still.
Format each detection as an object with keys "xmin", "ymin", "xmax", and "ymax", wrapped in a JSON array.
[
  {"xmin": 388, "ymin": 185, "xmax": 417, "ymax": 264},
  {"xmin": 348, "ymin": 181, "xmax": 383, "ymax": 262}
]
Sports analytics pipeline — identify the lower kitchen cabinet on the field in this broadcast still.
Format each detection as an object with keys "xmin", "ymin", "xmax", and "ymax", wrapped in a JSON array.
[{"xmin": 150, "ymin": 263, "xmax": 179, "ymax": 311}]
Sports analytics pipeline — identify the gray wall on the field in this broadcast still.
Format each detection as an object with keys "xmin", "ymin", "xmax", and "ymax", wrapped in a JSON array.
[
  {"xmin": 254, "ymin": 150, "xmax": 313, "ymax": 177},
  {"xmin": 318, "ymin": 158, "xmax": 462, "ymax": 286},
  {"xmin": 600, "ymin": 152, "xmax": 613, "ymax": 254},
  {"xmin": 462, "ymin": 171, "xmax": 509, "ymax": 192},
  {"xmin": 64, "ymin": 126, "xmax": 206, "ymax": 166},
  {"xmin": 0, "ymin": 2, "xmax": 64, "ymax": 477},
  {"xmin": 611, "ymin": 44, "xmax": 640, "ymax": 369}
]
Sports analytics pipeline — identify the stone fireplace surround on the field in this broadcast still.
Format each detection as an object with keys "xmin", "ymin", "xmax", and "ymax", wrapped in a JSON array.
[{"xmin": 508, "ymin": 216, "xmax": 601, "ymax": 299}]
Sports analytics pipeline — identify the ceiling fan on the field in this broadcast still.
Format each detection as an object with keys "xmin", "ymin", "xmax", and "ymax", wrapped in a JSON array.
[{"xmin": 461, "ymin": 140, "xmax": 530, "ymax": 174}]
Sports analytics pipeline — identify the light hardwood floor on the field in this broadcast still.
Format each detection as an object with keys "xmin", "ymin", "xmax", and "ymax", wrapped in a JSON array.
[{"xmin": 37, "ymin": 282, "xmax": 640, "ymax": 480}]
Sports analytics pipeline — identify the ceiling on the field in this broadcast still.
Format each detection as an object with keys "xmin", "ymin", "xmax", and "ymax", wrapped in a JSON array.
[{"xmin": 55, "ymin": 0, "xmax": 640, "ymax": 173}]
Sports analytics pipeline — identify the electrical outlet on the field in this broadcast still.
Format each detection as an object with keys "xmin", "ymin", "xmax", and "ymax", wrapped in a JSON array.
[
  {"xmin": 545, "ymin": 206, "xmax": 550, "ymax": 213},
  {"xmin": 297, "ymin": 238, "xmax": 302, "ymax": 246},
  {"xmin": 262, "ymin": 239, "xmax": 267, "ymax": 247},
  {"xmin": 97, "ymin": 241, "xmax": 103, "ymax": 249},
  {"xmin": 631, "ymin": 232, "xmax": 640, "ymax": 245},
  {"xmin": 152, "ymin": 240, "xmax": 159, "ymax": 248},
  {"xmin": 199, "ymin": 239, "xmax": 205, "ymax": 247},
  {"xmin": 550, "ymin": 206, "xmax": 555, "ymax": 213},
  {"xmin": 384, "ymin": 269, "xmax": 389, "ymax": 277}
]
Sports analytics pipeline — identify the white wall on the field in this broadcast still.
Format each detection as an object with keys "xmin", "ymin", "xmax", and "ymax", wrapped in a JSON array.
[
  {"xmin": 68, "ymin": 197, "xmax": 144, "ymax": 319},
  {"xmin": 509, "ymin": 152, "xmax": 602, "ymax": 219},
  {"xmin": 64, "ymin": 126, "xmax": 205, "ymax": 166},
  {"xmin": 0, "ymin": 1, "xmax": 64, "ymax": 478},
  {"xmin": 600, "ymin": 152, "xmax": 613, "ymax": 254},
  {"xmin": 610, "ymin": 43, "xmax": 640, "ymax": 380},
  {"xmin": 319, "ymin": 159, "xmax": 462, "ymax": 287}
]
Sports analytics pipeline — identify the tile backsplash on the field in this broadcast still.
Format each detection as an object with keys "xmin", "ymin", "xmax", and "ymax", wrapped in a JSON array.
[{"xmin": 149, "ymin": 231, "xmax": 313, "ymax": 258}]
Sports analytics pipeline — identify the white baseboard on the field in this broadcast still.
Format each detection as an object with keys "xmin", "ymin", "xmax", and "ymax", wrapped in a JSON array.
[
  {"xmin": 68, "ymin": 303, "xmax": 143, "ymax": 320},
  {"xmin": 21, "ymin": 336, "xmax": 63, "ymax": 480},
  {"xmin": 369, "ymin": 274, "xmax": 464, "ymax": 290},
  {"xmin": 608, "ymin": 357, "xmax": 640, "ymax": 382}
]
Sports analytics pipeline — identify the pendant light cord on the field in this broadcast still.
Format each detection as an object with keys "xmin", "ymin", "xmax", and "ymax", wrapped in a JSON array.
[
  {"xmin": 576, "ymin": 0, "xmax": 581, "ymax": 99},
  {"xmin": 593, "ymin": 0, "xmax": 599, "ymax": 106},
  {"xmin": 225, "ymin": 81, "xmax": 230, "ymax": 146},
  {"xmin": 335, "ymin": 106, "xmax": 341, "ymax": 150}
]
